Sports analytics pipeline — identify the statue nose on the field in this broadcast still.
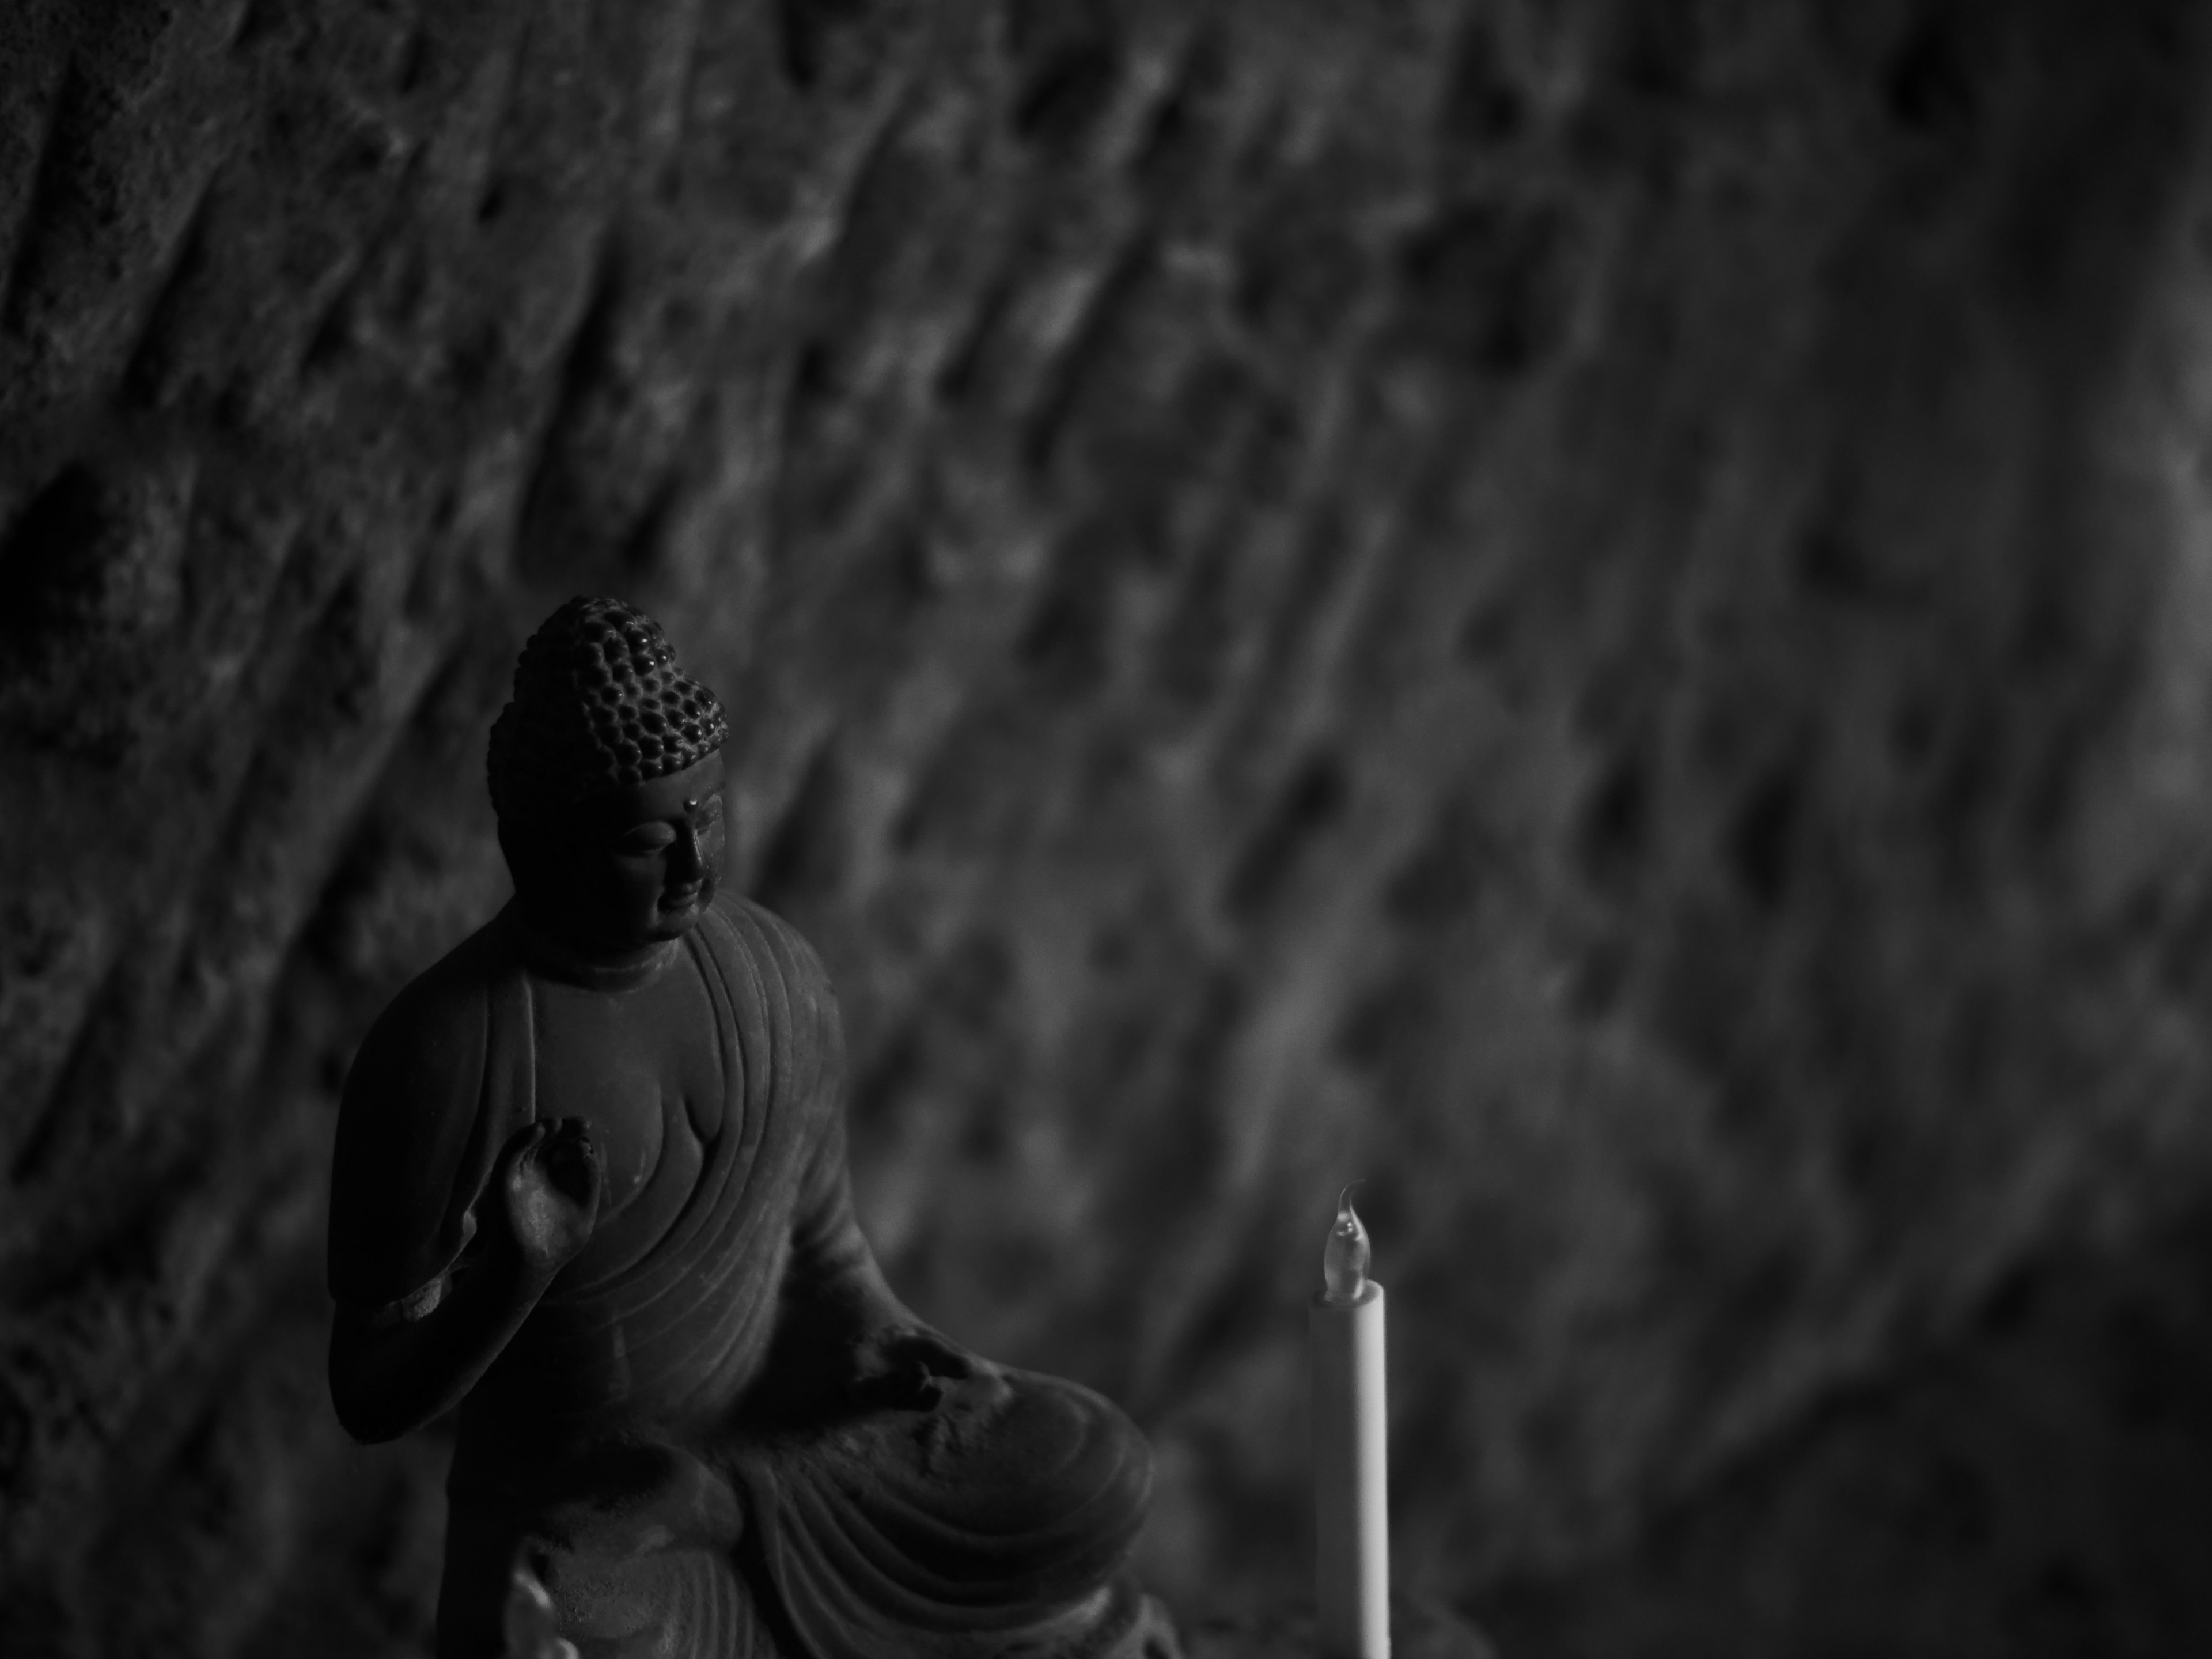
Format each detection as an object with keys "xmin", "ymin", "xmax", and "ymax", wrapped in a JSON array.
[{"xmin": 670, "ymin": 824, "xmax": 708, "ymax": 881}]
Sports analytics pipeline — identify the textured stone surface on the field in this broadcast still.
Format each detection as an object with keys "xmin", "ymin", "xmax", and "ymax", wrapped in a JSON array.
[
  {"xmin": 6, "ymin": 0, "xmax": 2212, "ymax": 1653},
  {"xmin": 1482, "ymin": 1205, "xmax": 2212, "ymax": 1657}
]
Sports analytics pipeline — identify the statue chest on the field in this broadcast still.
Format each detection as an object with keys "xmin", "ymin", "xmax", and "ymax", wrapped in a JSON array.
[{"xmin": 527, "ymin": 960, "xmax": 726, "ymax": 1219}]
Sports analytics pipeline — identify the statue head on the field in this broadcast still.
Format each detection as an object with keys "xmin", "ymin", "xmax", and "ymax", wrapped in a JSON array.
[{"xmin": 488, "ymin": 597, "xmax": 731, "ymax": 955}]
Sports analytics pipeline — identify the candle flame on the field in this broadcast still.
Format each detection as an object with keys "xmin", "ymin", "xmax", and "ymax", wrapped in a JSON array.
[{"xmin": 1322, "ymin": 1182, "xmax": 1370, "ymax": 1303}]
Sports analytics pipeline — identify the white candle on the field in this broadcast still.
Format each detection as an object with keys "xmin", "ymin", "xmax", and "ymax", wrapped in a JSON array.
[{"xmin": 1312, "ymin": 1184, "xmax": 1389, "ymax": 1659}]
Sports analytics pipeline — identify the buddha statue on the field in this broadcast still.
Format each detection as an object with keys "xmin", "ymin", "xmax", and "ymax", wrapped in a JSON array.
[{"xmin": 327, "ymin": 597, "xmax": 1167, "ymax": 1658}]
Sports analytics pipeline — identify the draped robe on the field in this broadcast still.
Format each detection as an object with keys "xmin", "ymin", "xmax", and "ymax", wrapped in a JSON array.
[{"xmin": 328, "ymin": 894, "xmax": 1155, "ymax": 1659}]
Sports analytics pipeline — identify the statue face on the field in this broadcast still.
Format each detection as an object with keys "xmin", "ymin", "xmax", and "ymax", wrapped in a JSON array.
[{"xmin": 510, "ymin": 749, "xmax": 726, "ymax": 954}]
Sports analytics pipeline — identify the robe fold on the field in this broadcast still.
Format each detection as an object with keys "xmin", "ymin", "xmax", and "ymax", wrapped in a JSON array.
[{"xmin": 329, "ymin": 895, "xmax": 1153, "ymax": 1659}]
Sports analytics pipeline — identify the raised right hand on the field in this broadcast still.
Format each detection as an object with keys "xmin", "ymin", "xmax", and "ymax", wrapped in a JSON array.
[{"xmin": 499, "ymin": 1118, "xmax": 603, "ymax": 1278}]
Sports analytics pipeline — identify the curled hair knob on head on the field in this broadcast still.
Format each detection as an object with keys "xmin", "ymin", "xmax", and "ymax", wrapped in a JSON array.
[{"xmin": 488, "ymin": 596, "xmax": 729, "ymax": 822}]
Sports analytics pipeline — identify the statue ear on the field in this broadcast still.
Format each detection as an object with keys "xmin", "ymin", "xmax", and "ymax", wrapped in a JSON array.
[{"xmin": 498, "ymin": 815, "xmax": 563, "ymax": 898}]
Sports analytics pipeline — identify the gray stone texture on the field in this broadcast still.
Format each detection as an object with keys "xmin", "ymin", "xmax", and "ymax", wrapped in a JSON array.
[{"xmin": 4, "ymin": 0, "xmax": 2212, "ymax": 1653}]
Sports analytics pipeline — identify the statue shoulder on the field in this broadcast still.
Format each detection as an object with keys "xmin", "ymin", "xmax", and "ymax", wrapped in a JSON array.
[
  {"xmin": 344, "ymin": 909, "xmax": 518, "ymax": 1105},
  {"xmin": 705, "ymin": 891, "xmax": 838, "ymax": 997}
]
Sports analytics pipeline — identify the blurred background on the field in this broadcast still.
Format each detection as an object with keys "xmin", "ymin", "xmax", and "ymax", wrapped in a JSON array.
[{"xmin": 5, "ymin": 0, "xmax": 2212, "ymax": 1653}]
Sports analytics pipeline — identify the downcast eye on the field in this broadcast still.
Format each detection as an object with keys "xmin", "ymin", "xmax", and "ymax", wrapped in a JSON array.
[{"xmin": 612, "ymin": 823, "xmax": 678, "ymax": 856}]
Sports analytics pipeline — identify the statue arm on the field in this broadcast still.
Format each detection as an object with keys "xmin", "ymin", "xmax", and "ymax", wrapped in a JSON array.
[
  {"xmin": 741, "ymin": 900, "xmax": 979, "ymax": 1410},
  {"xmin": 326, "ymin": 954, "xmax": 601, "ymax": 1444},
  {"xmin": 786, "ymin": 1109, "xmax": 921, "ymax": 1337},
  {"xmin": 783, "ymin": 1052, "xmax": 983, "ymax": 1413},
  {"xmin": 755, "ymin": 907, "xmax": 912, "ymax": 1337},
  {"xmin": 329, "ymin": 1113, "xmax": 601, "ymax": 1442},
  {"xmin": 328, "ymin": 1220, "xmax": 555, "ymax": 1443}
]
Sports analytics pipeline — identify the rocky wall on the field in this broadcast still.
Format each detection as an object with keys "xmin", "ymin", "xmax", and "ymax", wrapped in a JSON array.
[{"xmin": 3, "ymin": 0, "xmax": 2212, "ymax": 1653}]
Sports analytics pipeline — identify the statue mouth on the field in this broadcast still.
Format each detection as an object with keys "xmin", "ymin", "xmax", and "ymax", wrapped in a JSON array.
[{"xmin": 661, "ymin": 884, "xmax": 705, "ymax": 911}]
